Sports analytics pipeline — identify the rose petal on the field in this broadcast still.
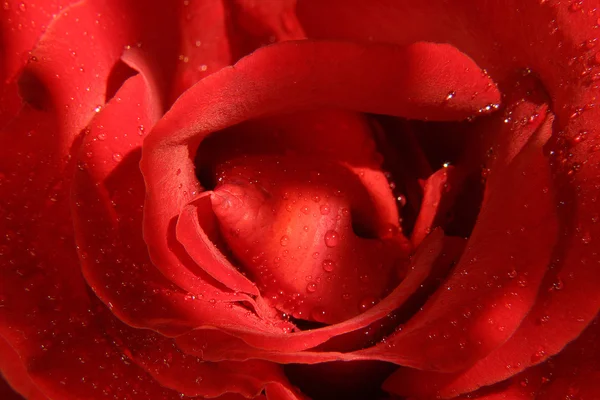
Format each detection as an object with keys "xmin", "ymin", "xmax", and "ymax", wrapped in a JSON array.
[
  {"xmin": 300, "ymin": 0, "xmax": 600, "ymax": 379},
  {"xmin": 72, "ymin": 62, "xmax": 292, "ymax": 337},
  {"xmin": 354, "ymin": 113, "xmax": 557, "ymax": 371},
  {"xmin": 141, "ymin": 39, "xmax": 499, "ymax": 333},
  {"xmin": 176, "ymin": 230, "xmax": 445, "ymax": 359},
  {"xmin": 411, "ymin": 165, "xmax": 462, "ymax": 247},
  {"xmin": 176, "ymin": 195, "xmax": 260, "ymax": 295},
  {"xmin": 0, "ymin": 336, "xmax": 47, "ymax": 400},
  {"xmin": 0, "ymin": 0, "xmax": 79, "ymax": 127},
  {"xmin": 100, "ymin": 313, "xmax": 295, "ymax": 398},
  {"xmin": 210, "ymin": 156, "xmax": 409, "ymax": 323}
]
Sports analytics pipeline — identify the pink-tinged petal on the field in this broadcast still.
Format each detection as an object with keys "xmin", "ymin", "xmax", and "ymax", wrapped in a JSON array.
[
  {"xmin": 176, "ymin": 195, "xmax": 259, "ymax": 295},
  {"xmin": 353, "ymin": 114, "xmax": 558, "ymax": 371},
  {"xmin": 411, "ymin": 165, "xmax": 461, "ymax": 247},
  {"xmin": 0, "ymin": 336, "xmax": 48, "ymax": 400}
]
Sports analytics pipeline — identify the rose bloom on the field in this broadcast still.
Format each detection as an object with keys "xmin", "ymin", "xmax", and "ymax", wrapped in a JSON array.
[{"xmin": 1, "ymin": 0, "xmax": 599, "ymax": 399}]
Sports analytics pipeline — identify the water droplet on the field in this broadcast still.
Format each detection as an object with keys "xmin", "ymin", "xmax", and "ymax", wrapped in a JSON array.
[
  {"xmin": 112, "ymin": 153, "xmax": 122, "ymax": 162},
  {"xmin": 569, "ymin": 1, "xmax": 582, "ymax": 12},
  {"xmin": 301, "ymin": 206, "xmax": 310, "ymax": 214},
  {"xmin": 445, "ymin": 90, "xmax": 456, "ymax": 100},
  {"xmin": 531, "ymin": 347, "xmax": 546, "ymax": 362},
  {"xmin": 94, "ymin": 105, "xmax": 102, "ymax": 113},
  {"xmin": 322, "ymin": 259, "xmax": 335, "ymax": 272},
  {"xmin": 312, "ymin": 252, "xmax": 320, "ymax": 259},
  {"xmin": 573, "ymin": 130, "xmax": 588, "ymax": 143},
  {"xmin": 19, "ymin": 2, "xmax": 26, "ymax": 11},
  {"xmin": 342, "ymin": 293, "xmax": 351, "ymax": 300},
  {"xmin": 280, "ymin": 235, "xmax": 289, "ymax": 246},
  {"xmin": 319, "ymin": 204, "xmax": 330, "ymax": 215},
  {"xmin": 97, "ymin": 133, "xmax": 106, "ymax": 141},
  {"xmin": 358, "ymin": 296, "xmax": 378, "ymax": 312},
  {"xmin": 324, "ymin": 230, "xmax": 339, "ymax": 247},
  {"xmin": 311, "ymin": 307, "xmax": 326, "ymax": 322},
  {"xmin": 552, "ymin": 277, "xmax": 564, "ymax": 290},
  {"xmin": 581, "ymin": 232, "xmax": 592, "ymax": 244},
  {"xmin": 138, "ymin": 125, "xmax": 145, "ymax": 135},
  {"xmin": 396, "ymin": 195, "xmax": 406, "ymax": 207},
  {"xmin": 508, "ymin": 269, "xmax": 517, "ymax": 278},
  {"xmin": 359, "ymin": 274, "xmax": 370, "ymax": 283},
  {"xmin": 517, "ymin": 278, "xmax": 528, "ymax": 287},
  {"xmin": 306, "ymin": 282, "xmax": 317, "ymax": 293}
]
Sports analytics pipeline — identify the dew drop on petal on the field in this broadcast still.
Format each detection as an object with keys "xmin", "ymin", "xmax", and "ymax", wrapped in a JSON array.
[
  {"xmin": 358, "ymin": 296, "xmax": 378, "ymax": 312},
  {"xmin": 531, "ymin": 347, "xmax": 546, "ymax": 362},
  {"xmin": 280, "ymin": 235, "xmax": 289, "ymax": 246},
  {"xmin": 324, "ymin": 230, "xmax": 339, "ymax": 247},
  {"xmin": 320, "ymin": 204, "xmax": 330, "ymax": 215},
  {"xmin": 311, "ymin": 307, "xmax": 327, "ymax": 322},
  {"xmin": 306, "ymin": 282, "xmax": 317, "ymax": 293},
  {"xmin": 322, "ymin": 259, "xmax": 335, "ymax": 272}
]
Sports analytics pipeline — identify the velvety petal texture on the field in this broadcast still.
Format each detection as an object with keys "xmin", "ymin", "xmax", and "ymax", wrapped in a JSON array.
[{"xmin": 2, "ymin": 0, "xmax": 599, "ymax": 399}]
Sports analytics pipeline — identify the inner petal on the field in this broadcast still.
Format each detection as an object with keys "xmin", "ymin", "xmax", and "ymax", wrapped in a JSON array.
[{"xmin": 210, "ymin": 156, "xmax": 411, "ymax": 324}]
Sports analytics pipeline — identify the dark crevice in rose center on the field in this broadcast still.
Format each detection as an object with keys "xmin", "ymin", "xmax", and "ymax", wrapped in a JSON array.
[
  {"xmin": 284, "ymin": 361, "xmax": 397, "ymax": 400},
  {"xmin": 192, "ymin": 111, "xmax": 484, "ymax": 326},
  {"xmin": 370, "ymin": 114, "xmax": 486, "ymax": 238}
]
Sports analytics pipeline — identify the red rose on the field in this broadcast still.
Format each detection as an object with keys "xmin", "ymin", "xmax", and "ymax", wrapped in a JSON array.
[{"xmin": 1, "ymin": 0, "xmax": 599, "ymax": 399}]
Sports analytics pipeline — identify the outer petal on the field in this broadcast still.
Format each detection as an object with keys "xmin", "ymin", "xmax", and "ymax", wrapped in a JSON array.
[
  {"xmin": 353, "ymin": 113, "xmax": 557, "ymax": 371},
  {"xmin": 298, "ymin": 0, "xmax": 600, "ymax": 380}
]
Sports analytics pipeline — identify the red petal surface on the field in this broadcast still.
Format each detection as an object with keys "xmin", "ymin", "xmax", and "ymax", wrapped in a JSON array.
[
  {"xmin": 196, "ymin": 109, "xmax": 406, "ymax": 240},
  {"xmin": 176, "ymin": 195, "xmax": 260, "ymax": 295},
  {"xmin": 100, "ymin": 313, "xmax": 297, "ymax": 399},
  {"xmin": 0, "ymin": 337, "xmax": 47, "ymax": 400},
  {"xmin": 140, "ymin": 39, "xmax": 498, "ymax": 321},
  {"xmin": 357, "ymin": 114, "xmax": 557, "ymax": 371},
  {"xmin": 299, "ymin": 0, "xmax": 600, "ymax": 387},
  {"xmin": 210, "ymin": 155, "xmax": 409, "ymax": 323},
  {"xmin": 0, "ymin": 0, "xmax": 79, "ymax": 127},
  {"xmin": 175, "ymin": 230, "xmax": 447, "ymax": 361},
  {"xmin": 1, "ymin": 0, "xmax": 302, "ymax": 397},
  {"xmin": 411, "ymin": 165, "xmax": 462, "ymax": 248}
]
